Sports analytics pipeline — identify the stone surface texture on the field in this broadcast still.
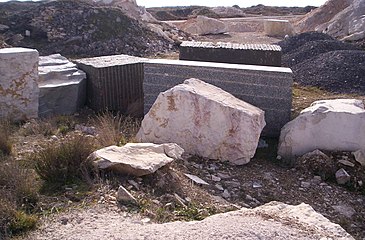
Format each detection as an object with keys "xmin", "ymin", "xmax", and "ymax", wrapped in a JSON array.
[
  {"xmin": 278, "ymin": 99, "xmax": 365, "ymax": 158},
  {"xmin": 264, "ymin": 19, "xmax": 295, "ymax": 37},
  {"xmin": 179, "ymin": 41, "xmax": 282, "ymax": 67},
  {"xmin": 25, "ymin": 201, "xmax": 354, "ymax": 240},
  {"xmin": 137, "ymin": 79, "xmax": 266, "ymax": 165},
  {"xmin": 143, "ymin": 58, "xmax": 292, "ymax": 137},
  {"xmin": 89, "ymin": 143, "xmax": 184, "ymax": 176},
  {"xmin": 38, "ymin": 54, "xmax": 86, "ymax": 117},
  {"xmin": 181, "ymin": 15, "xmax": 227, "ymax": 35},
  {"xmin": 0, "ymin": 47, "xmax": 39, "ymax": 121},
  {"xmin": 74, "ymin": 55, "xmax": 144, "ymax": 117},
  {"xmin": 296, "ymin": 0, "xmax": 365, "ymax": 41}
]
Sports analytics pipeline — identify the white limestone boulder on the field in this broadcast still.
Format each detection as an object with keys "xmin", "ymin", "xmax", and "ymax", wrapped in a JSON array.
[
  {"xmin": 181, "ymin": 16, "xmax": 227, "ymax": 35},
  {"xmin": 278, "ymin": 99, "xmax": 365, "ymax": 158},
  {"xmin": 0, "ymin": 47, "xmax": 39, "ymax": 121},
  {"xmin": 89, "ymin": 143, "xmax": 184, "ymax": 176},
  {"xmin": 264, "ymin": 19, "xmax": 295, "ymax": 37},
  {"xmin": 136, "ymin": 78, "xmax": 266, "ymax": 165},
  {"xmin": 38, "ymin": 54, "xmax": 86, "ymax": 117}
]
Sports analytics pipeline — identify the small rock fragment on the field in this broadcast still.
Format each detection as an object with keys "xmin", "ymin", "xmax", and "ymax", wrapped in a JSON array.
[
  {"xmin": 211, "ymin": 175, "xmax": 221, "ymax": 182},
  {"xmin": 117, "ymin": 185, "xmax": 137, "ymax": 204},
  {"xmin": 222, "ymin": 189, "xmax": 231, "ymax": 199},
  {"xmin": 332, "ymin": 204, "xmax": 356, "ymax": 218},
  {"xmin": 184, "ymin": 173, "xmax": 209, "ymax": 185},
  {"xmin": 300, "ymin": 181, "xmax": 311, "ymax": 188},
  {"xmin": 338, "ymin": 159, "xmax": 355, "ymax": 167},
  {"xmin": 335, "ymin": 168, "xmax": 351, "ymax": 185},
  {"xmin": 128, "ymin": 180, "xmax": 140, "ymax": 190},
  {"xmin": 215, "ymin": 184, "xmax": 224, "ymax": 191},
  {"xmin": 353, "ymin": 150, "xmax": 365, "ymax": 167},
  {"xmin": 252, "ymin": 181, "xmax": 262, "ymax": 188}
]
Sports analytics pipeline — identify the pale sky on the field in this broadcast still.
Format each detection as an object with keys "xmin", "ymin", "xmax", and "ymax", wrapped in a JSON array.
[{"xmin": 136, "ymin": 0, "xmax": 327, "ymax": 8}]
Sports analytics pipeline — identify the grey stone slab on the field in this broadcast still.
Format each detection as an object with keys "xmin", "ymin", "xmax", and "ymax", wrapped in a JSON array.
[{"xmin": 179, "ymin": 41, "xmax": 282, "ymax": 67}]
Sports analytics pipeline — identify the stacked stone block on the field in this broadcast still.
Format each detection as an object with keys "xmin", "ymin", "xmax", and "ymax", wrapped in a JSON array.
[{"xmin": 179, "ymin": 41, "xmax": 282, "ymax": 67}]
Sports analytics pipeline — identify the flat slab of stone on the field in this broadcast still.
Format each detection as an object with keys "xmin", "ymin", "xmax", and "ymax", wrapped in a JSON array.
[
  {"xmin": 137, "ymin": 78, "xmax": 266, "ymax": 165},
  {"xmin": 278, "ymin": 99, "xmax": 365, "ymax": 158},
  {"xmin": 74, "ymin": 55, "xmax": 145, "ymax": 117},
  {"xmin": 39, "ymin": 54, "xmax": 86, "ymax": 117},
  {"xmin": 179, "ymin": 41, "xmax": 282, "ymax": 67},
  {"xmin": 0, "ymin": 47, "xmax": 39, "ymax": 121},
  {"xmin": 89, "ymin": 143, "xmax": 184, "ymax": 176},
  {"xmin": 144, "ymin": 58, "xmax": 293, "ymax": 137}
]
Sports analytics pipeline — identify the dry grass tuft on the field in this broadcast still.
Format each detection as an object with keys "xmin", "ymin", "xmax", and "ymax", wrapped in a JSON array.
[
  {"xmin": 92, "ymin": 112, "xmax": 140, "ymax": 147},
  {"xmin": 32, "ymin": 135, "xmax": 96, "ymax": 189}
]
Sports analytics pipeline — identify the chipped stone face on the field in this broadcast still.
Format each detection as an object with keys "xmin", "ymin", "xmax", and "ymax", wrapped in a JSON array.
[
  {"xmin": 278, "ymin": 99, "xmax": 365, "ymax": 158},
  {"xmin": 0, "ymin": 47, "xmax": 39, "ymax": 121},
  {"xmin": 89, "ymin": 143, "xmax": 184, "ymax": 176},
  {"xmin": 38, "ymin": 54, "xmax": 86, "ymax": 117},
  {"xmin": 137, "ymin": 78, "xmax": 266, "ymax": 165}
]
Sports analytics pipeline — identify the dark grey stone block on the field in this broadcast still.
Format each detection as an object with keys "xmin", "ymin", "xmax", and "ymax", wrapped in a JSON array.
[
  {"xmin": 74, "ymin": 55, "xmax": 145, "ymax": 117},
  {"xmin": 179, "ymin": 41, "xmax": 282, "ymax": 67}
]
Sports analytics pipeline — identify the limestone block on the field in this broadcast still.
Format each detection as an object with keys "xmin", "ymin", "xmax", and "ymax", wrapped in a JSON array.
[
  {"xmin": 38, "ymin": 54, "xmax": 86, "ymax": 117},
  {"xmin": 89, "ymin": 143, "xmax": 184, "ymax": 176},
  {"xmin": 278, "ymin": 99, "xmax": 365, "ymax": 158},
  {"xmin": 181, "ymin": 16, "xmax": 227, "ymax": 35},
  {"xmin": 264, "ymin": 19, "xmax": 295, "ymax": 37},
  {"xmin": 137, "ymin": 78, "xmax": 266, "ymax": 165},
  {"xmin": 0, "ymin": 47, "xmax": 39, "ymax": 121}
]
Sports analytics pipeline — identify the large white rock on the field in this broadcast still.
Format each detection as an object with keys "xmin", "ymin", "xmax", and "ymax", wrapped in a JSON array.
[
  {"xmin": 136, "ymin": 78, "xmax": 266, "ymax": 165},
  {"xmin": 89, "ymin": 143, "xmax": 184, "ymax": 176},
  {"xmin": 181, "ymin": 15, "xmax": 227, "ymax": 35},
  {"xmin": 38, "ymin": 54, "xmax": 86, "ymax": 117},
  {"xmin": 264, "ymin": 19, "xmax": 295, "ymax": 37},
  {"xmin": 278, "ymin": 99, "xmax": 365, "ymax": 158},
  {"xmin": 296, "ymin": 0, "xmax": 365, "ymax": 41},
  {"xmin": 0, "ymin": 47, "xmax": 39, "ymax": 121}
]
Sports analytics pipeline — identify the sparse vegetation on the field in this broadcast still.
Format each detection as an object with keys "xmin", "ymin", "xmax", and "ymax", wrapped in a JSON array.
[
  {"xmin": 0, "ymin": 121, "xmax": 13, "ymax": 156},
  {"xmin": 0, "ymin": 155, "xmax": 39, "ymax": 238},
  {"xmin": 32, "ymin": 135, "xmax": 96, "ymax": 190},
  {"xmin": 93, "ymin": 112, "xmax": 140, "ymax": 147}
]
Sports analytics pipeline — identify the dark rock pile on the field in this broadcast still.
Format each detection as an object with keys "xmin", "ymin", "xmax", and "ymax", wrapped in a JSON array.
[
  {"xmin": 0, "ymin": 0, "xmax": 176, "ymax": 57},
  {"xmin": 278, "ymin": 32, "xmax": 365, "ymax": 95}
]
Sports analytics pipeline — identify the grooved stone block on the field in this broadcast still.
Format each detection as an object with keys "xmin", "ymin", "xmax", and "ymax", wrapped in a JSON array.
[
  {"xmin": 144, "ymin": 59, "xmax": 293, "ymax": 137},
  {"xmin": 0, "ymin": 47, "xmax": 39, "ymax": 121},
  {"xmin": 74, "ymin": 55, "xmax": 144, "ymax": 117},
  {"xmin": 179, "ymin": 41, "xmax": 282, "ymax": 67}
]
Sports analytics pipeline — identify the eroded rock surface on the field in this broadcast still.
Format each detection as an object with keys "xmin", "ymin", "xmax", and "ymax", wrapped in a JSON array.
[
  {"xmin": 278, "ymin": 99, "xmax": 365, "ymax": 158},
  {"xmin": 137, "ymin": 78, "xmax": 266, "ymax": 165},
  {"xmin": 0, "ymin": 47, "xmax": 39, "ymax": 121}
]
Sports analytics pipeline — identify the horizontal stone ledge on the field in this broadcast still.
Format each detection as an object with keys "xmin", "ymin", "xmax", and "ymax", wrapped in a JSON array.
[
  {"xmin": 144, "ymin": 59, "xmax": 292, "ymax": 74},
  {"xmin": 180, "ymin": 41, "xmax": 282, "ymax": 51}
]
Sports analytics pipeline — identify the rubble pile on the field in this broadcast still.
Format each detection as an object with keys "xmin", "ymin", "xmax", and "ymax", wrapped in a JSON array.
[{"xmin": 0, "ymin": 0, "xmax": 184, "ymax": 57}]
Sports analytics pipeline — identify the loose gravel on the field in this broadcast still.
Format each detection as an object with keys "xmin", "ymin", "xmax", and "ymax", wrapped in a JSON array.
[{"xmin": 278, "ymin": 32, "xmax": 365, "ymax": 95}]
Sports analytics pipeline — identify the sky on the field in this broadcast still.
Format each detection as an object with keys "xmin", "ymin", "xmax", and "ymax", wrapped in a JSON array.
[{"xmin": 136, "ymin": 0, "xmax": 328, "ymax": 8}]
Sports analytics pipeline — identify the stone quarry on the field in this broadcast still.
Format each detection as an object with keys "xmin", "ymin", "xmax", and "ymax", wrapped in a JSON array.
[{"xmin": 0, "ymin": 0, "xmax": 365, "ymax": 238}]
